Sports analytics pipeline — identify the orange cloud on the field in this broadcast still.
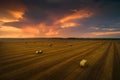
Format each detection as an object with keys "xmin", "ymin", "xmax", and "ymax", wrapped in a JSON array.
[
  {"xmin": 46, "ymin": 28, "xmax": 59, "ymax": 36},
  {"xmin": 0, "ymin": 26, "xmax": 41, "ymax": 38},
  {"xmin": 53, "ymin": 9, "xmax": 93, "ymax": 29},
  {"xmin": 0, "ymin": 23, "xmax": 60, "ymax": 37},
  {"xmin": 91, "ymin": 31, "xmax": 120, "ymax": 36},
  {"xmin": 56, "ymin": 9, "xmax": 93, "ymax": 24},
  {"xmin": 8, "ymin": 10, "xmax": 24, "ymax": 19},
  {"xmin": 0, "ymin": 26, "xmax": 22, "ymax": 38},
  {"xmin": 0, "ymin": 10, "xmax": 25, "ymax": 23},
  {"xmin": 61, "ymin": 22, "xmax": 79, "ymax": 28},
  {"xmin": 0, "ymin": 1, "xmax": 26, "ymax": 23},
  {"xmin": 0, "ymin": 26, "xmax": 22, "ymax": 32},
  {"xmin": 38, "ymin": 23, "xmax": 60, "ymax": 36},
  {"xmin": 0, "ymin": 17, "xmax": 19, "ymax": 23},
  {"xmin": 35, "ymin": 9, "xmax": 93, "ymax": 36},
  {"xmin": 22, "ymin": 26, "xmax": 39, "ymax": 35},
  {"xmin": 38, "ymin": 23, "xmax": 48, "ymax": 33}
]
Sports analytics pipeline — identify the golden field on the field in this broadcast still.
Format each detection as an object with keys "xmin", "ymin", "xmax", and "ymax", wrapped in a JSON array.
[{"xmin": 0, "ymin": 38, "xmax": 120, "ymax": 80}]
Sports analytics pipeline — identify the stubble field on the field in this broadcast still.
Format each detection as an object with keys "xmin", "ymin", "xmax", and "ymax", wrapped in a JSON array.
[{"xmin": 0, "ymin": 38, "xmax": 120, "ymax": 80}]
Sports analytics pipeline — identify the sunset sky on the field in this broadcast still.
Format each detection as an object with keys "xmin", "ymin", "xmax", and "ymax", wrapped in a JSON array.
[{"xmin": 0, "ymin": 0, "xmax": 120, "ymax": 38}]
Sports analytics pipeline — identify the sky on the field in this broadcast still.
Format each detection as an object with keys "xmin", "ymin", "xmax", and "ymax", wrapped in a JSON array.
[{"xmin": 0, "ymin": 0, "xmax": 120, "ymax": 38}]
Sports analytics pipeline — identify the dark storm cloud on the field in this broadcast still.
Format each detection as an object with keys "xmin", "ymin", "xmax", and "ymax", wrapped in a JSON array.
[
  {"xmin": 2, "ymin": 0, "xmax": 85, "ymax": 27},
  {"xmin": 2, "ymin": 0, "xmax": 120, "ymax": 28},
  {"xmin": 0, "ymin": 0, "xmax": 24, "ymax": 10},
  {"xmin": 21, "ymin": 0, "xmax": 85, "ymax": 25},
  {"xmin": 3, "ymin": 21, "xmax": 29, "ymax": 28},
  {"xmin": 72, "ymin": 0, "xmax": 120, "ymax": 33}
]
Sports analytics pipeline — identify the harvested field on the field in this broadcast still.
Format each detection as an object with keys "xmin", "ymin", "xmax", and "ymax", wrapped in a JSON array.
[{"xmin": 0, "ymin": 38, "xmax": 120, "ymax": 80}]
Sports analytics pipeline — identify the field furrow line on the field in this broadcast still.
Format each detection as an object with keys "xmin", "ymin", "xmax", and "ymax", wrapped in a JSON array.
[{"xmin": 0, "ymin": 42, "xmax": 104, "ymax": 79}]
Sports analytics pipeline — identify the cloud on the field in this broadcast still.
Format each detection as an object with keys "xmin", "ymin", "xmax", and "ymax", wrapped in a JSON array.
[
  {"xmin": 2, "ymin": 7, "xmax": 94, "ymax": 37},
  {"xmin": 54, "ymin": 9, "xmax": 93, "ymax": 29},
  {"xmin": 91, "ymin": 31, "xmax": 120, "ymax": 36},
  {"xmin": 57, "ymin": 9, "xmax": 93, "ymax": 24},
  {"xmin": 0, "ymin": 26, "xmax": 22, "ymax": 38},
  {"xmin": 0, "ymin": 11, "xmax": 25, "ymax": 23},
  {"xmin": 0, "ymin": 26, "xmax": 40, "ymax": 38},
  {"xmin": 90, "ymin": 27, "xmax": 120, "ymax": 31},
  {"xmin": 0, "ymin": 0, "xmax": 26, "ymax": 22},
  {"xmin": 0, "ymin": 26, "xmax": 22, "ymax": 32},
  {"xmin": 37, "ymin": 23, "xmax": 60, "ymax": 36},
  {"xmin": 46, "ymin": 28, "xmax": 59, "ymax": 36},
  {"xmin": 60, "ymin": 22, "xmax": 79, "ymax": 28},
  {"xmin": 8, "ymin": 10, "xmax": 24, "ymax": 19},
  {"xmin": 22, "ymin": 26, "xmax": 39, "ymax": 35}
]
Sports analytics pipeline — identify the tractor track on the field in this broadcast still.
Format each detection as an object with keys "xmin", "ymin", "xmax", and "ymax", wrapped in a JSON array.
[
  {"xmin": 112, "ymin": 42, "xmax": 120, "ymax": 80},
  {"xmin": 82, "ymin": 42, "xmax": 112, "ymax": 80}
]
